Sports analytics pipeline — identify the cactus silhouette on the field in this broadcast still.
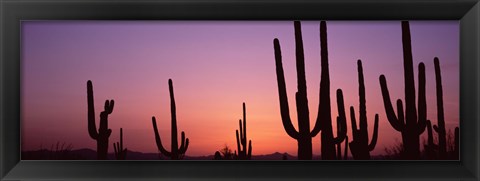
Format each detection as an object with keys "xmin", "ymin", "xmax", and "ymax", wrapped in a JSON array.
[
  {"xmin": 151, "ymin": 79, "xmax": 189, "ymax": 160},
  {"xmin": 424, "ymin": 120, "xmax": 438, "ymax": 159},
  {"xmin": 273, "ymin": 21, "xmax": 346, "ymax": 160},
  {"xmin": 113, "ymin": 128, "xmax": 127, "ymax": 160},
  {"xmin": 431, "ymin": 57, "xmax": 447, "ymax": 159},
  {"xmin": 235, "ymin": 102, "xmax": 252, "ymax": 160},
  {"xmin": 214, "ymin": 151, "xmax": 222, "ymax": 160},
  {"xmin": 454, "ymin": 127, "xmax": 459, "ymax": 159},
  {"xmin": 379, "ymin": 21, "xmax": 427, "ymax": 159},
  {"xmin": 87, "ymin": 80, "xmax": 115, "ymax": 160},
  {"xmin": 337, "ymin": 136, "xmax": 349, "ymax": 160},
  {"xmin": 348, "ymin": 60, "xmax": 379, "ymax": 160}
]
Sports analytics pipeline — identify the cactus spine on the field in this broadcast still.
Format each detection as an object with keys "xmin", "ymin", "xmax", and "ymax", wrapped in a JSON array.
[
  {"xmin": 87, "ymin": 80, "xmax": 115, "ymax": 160},
  {"xmin": 349, "ymin": 60, "xmax": 379, "ymax": 160},
  {"xmin": 151, "ymin": 79, "xmax": 189, "ymax": 160},
  {"xmin": 235, "ymin": 102, "xmax": 252, "ymax": 160},
  {"xmin": 113, "ymin": 128, "xmax": 127, "ymax": 160},
  {"xmin": 432, "ymin": 57, "xmax": 447, "ymax": 159},
  {"xmin": 273, "ymin": 21, "xmax": 346, "ymax": 160},
  {"xmin": 379, "ymin": 21, "xmax": 427, "ymax": 159}
]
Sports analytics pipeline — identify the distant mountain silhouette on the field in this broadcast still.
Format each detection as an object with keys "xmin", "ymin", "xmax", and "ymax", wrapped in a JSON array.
[{"xmin": 22, "ymin": 149, "xmax": 299, "ymax": 160}]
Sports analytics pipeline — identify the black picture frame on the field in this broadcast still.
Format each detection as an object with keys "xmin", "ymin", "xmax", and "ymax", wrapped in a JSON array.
[{"xmin": 1, "ymin": 0, "xmax": 479, "ymax": 180}]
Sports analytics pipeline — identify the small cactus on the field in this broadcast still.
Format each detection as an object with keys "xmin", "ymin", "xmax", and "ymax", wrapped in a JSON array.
[
  {"xmin": 151, "ymin": 79, "xmax": 189, "ymax": 160},
  {"xmin": 113, "ymin": 128, "xmax": 127, "ymax": 160},
  {"xmin": 235, "ymin": 102, "xmax": 252, "ymax": 160},
  {"xmin": 432, "ymin": 57, "xmax": 447, "ymax": 159},
  {"xmin": 87, "ymin": 80, "xmax": 115, "ymax": 160}
]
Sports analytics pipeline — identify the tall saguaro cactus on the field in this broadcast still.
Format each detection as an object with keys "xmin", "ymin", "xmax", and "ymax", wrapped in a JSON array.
[
  {"xmin": 432, "ymin": 57, "xmax": 447, "ymax": 159},
  {"xmin": 379, "ymin": 21, "xmax": 427, "ymax": 159},
  {"xmin": 151, "ymin": 79, "xmax": 189, "ymax": 160},
  {"xmin": 349, "ymin": 60, "xmax": 379, "ymax": 160},
  {"xmin": 236, "ymin": 102, "xmax": 252, "ymax": 160},
  {"xmin": 87, "ymin": 80, "xmax": 115, "ymax": 160},
  {"xmin": 113, "ymin": 128, "xmax": 127, "ymax": 160},
  {"xmin": 273, "ymin": 21, "xmax": 346, "ymax": 160}
]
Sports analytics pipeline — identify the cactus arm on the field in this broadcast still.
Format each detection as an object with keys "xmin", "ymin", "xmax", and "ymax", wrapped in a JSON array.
[
  {"xmin": 400, "ymin": 21, "xmax": 418, "ymax": 130},
  {"xmin": 333, "ymin": 89, "xmax": 347, "ymax": 144},
  {"xmin": 350, "ymin": 106, "xmax": 358, "ymax": 136},
  {"xmin": 344, "ymin": 136, "xmax": 349, "ymax": 160},
  {"xmin": 120, "ymin": 128, "xmax": 123, "ymax": 153},
  {"xmin": 416, "ymin": 63, "xmax": 427, "ymax": 134},
  {"xmin": 293, "ymin": 21, "xmax": 311, "ymax": 135},
  {"xmin": 87, "ymin": 80, "xmax": 99, "ymax": 140},
  {"xmin": 179, "ymin": 137, "xmax": 189, "ymax": 154},
  {"xmin": 357, "ymin": 60, "xmax": 368, "ymax": 135},
  {"xmin": 433, "ymin": 125, "xmax": 440, "ymax": 133},
  {"xmin": 247, "ymin": 140, "xmax": 252, "ymax": 159},
  {"xmin": 434, "ymin": 57, "xmax": 447, "ymax": 158},
  {"xmin": 273, "ymin": 38, "xmax": 300, "ymax": 139},
  {"xmin": 151, "ymin": 117, "xmax": 172, "ymax": 157},
  {"xmin": 396, "ymin": 99, "xmax": 405, "ymax": 126},
  {"xmin": 235, "ymin": 129, "xmax": 241, "ymax": 155},
  {"xmin": 379, "ymin": 75, "xmax": 404, "ymax": 131},
  {"xmin": 179, "ymin": 131, "xmax": 189, "ymax": 154},
  {"xmin": 242, "ymin": 103, "xmax": 247, "ymax": 148},
  {"xmin": 368, "ymin": 114, "xmax": 379, "ymax": 151},
  {"xmin": 104, "ymin": 100, "xmax": 115, "ymax": 114},
  {"xmin": 312, "ymin": 21, "xmax": 331, "ymax": 137},
  {"xmin": 238, "ymin": 119, "xmax": 244, "ymax": 147},
  {"xmin": 113, "ymin": 142, "xmax": 119, "ymax": 158}
]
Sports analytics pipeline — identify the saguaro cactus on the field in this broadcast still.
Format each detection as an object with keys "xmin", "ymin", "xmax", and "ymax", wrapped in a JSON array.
[
  {"xmin": 273, "ymin": 21, "xmax": 346, "ymax": 160},
  {"xmin": 349, "ymin": 60, "xmax": 379, "ymax": 160},
  {"xmin": 87, "ymin": 80, "xmax": 115, "ymax": 160},
  {"xmin": 379, "ymin": 21, "xmax": 427, "ymax": 159},
  {"xmin": 235, "ymin": 102, "xmax": 252, "ymax": 160},
  {"xmin": 113, "ymin": 128, "xmax": 127, "ymax": 160},
  {"xmin": 151, "ymin": 79, "xmax": 189, "ymax": 160},
  {"xmin": 431, "ymin": 57, "xmax": 447, "ymax": 159},
  {"xmin": 424, "ymin": 120, "xmax": 437, "ymax": 159}
]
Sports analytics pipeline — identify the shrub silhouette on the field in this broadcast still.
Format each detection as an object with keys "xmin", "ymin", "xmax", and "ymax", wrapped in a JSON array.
[
  {"xmin": 215, "ymin": 144, "xmax": 235, "ymax": 160},
  {"xmin": 87, "ymin": 80, "xmax": 115, "ymax": 160},
  {"xmin": 348, "ymin": 60, "xmax": 379, "ymax": 160},
  {"xmin": 379, "ymin": 21, "xmax": 427, "ymax": 159},
  {"xmin": 273, "ymin": 21, "xmax": 346, "ymax": 160},
  {"xmin": 151, "ymin": 79, "xmax": 189, "ymax": 160},
  {"xmin": 214, "ymin": 151, "xmax": 222, "ymax": 160},
  {"xmin": 235, "ymin": 102, "xmax": 252, "ymax": 160},
  {"xmin": 113, "ymin": 128, "xmax": 127, "ymax": 160}
]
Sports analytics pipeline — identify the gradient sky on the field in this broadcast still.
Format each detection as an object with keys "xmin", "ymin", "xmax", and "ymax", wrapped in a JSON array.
[{"xmin": 21, "ymin": 21, "xmax": 459, "ymax": 157}]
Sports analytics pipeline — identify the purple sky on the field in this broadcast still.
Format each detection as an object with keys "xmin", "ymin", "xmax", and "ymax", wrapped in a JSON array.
[{"xmin": 21, "ymin": 21, "xmax": 459, "ymax": 157}]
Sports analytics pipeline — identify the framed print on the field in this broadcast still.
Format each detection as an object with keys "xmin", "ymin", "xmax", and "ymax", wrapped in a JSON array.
[{"xmin": 1, "ymin": 0, "xmax": 479, "ymax": 180}]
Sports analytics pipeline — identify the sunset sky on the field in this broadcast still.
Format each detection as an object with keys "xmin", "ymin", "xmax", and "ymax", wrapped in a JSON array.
[{"xmin": 21, "ymin": 21, "xmax": 459, "ymax": 157}]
